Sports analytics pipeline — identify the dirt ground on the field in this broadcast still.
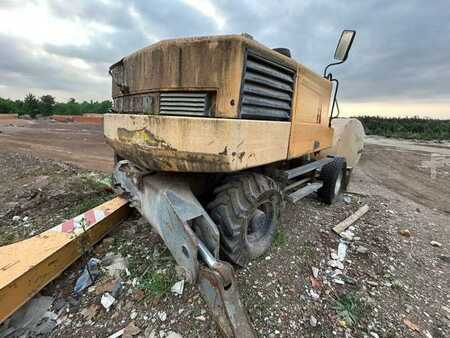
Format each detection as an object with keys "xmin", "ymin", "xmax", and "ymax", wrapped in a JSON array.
[
  {"xmin": 0, "ymin": 119, "xmax": 112, "ymax": 171},
  {"xmin": 0, "ymin": 120, "xmax": 449, "ymax": 338}
]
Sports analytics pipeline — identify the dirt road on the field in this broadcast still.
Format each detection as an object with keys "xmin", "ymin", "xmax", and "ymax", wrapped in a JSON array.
[
  {"xmin": 0, "ymin": 119, "xmax": 112, "ymax": 172},
  {"xmin": 359, "ymin": 136, "xmax": 450, "ymax": 214}
]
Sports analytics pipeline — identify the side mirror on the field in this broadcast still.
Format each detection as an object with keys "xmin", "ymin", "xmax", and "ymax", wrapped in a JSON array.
[{"xmin": 334, "ymin": 30, "xmax": 356, "ymax": 62}]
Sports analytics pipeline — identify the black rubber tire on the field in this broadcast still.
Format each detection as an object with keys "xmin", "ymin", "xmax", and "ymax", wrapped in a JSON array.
[
  {"xmin": 318, "ymin": 157, "xmax": 347, "ymax": 204},
  {"xmin": 207, "ymin": 173, "xmax": 282, "ymax": 267}
]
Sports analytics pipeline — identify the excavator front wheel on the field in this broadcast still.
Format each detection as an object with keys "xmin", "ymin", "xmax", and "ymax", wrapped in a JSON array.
[{"xmin": 208, "ymin": 173, "xmax": 282, "ymax": 267}]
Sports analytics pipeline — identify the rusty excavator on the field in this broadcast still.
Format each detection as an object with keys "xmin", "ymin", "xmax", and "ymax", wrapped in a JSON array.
[{"xmin": 0, "ymin": 31, "xmax": 364, "ymax": 337}]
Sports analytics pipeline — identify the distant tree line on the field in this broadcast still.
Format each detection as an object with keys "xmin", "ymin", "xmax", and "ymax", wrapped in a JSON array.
[
  {"xmin": 357, "ymin": 116, "xmax": 450, "ymax": 140},
  {"xmin": 0, "ymin": 94, "xmax": 112, "ymax": 118}
]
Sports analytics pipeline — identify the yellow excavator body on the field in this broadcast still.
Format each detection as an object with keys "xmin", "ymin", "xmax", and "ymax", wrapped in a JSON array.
[{"xmin": 104, "ymin": 34, "xmax": 333, "ymax": 172}]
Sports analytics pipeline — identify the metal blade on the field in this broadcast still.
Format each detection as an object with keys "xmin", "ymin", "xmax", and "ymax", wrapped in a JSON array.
[{"xmin": 198, "ymin": 263, "xmax": 255, "ymax": 338}]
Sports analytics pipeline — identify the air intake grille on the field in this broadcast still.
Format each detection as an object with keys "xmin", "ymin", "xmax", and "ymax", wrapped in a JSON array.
[
  {"xmin": 240, "ymin": 51, "xmax": 295, "ymax": 120},
  {"xmin": 159, "ymin": 92, "xmax": 210, "ymax": 116}
]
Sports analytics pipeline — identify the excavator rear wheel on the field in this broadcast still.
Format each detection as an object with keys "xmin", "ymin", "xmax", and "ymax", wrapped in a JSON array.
[
  {"xmin": 318, "ymin": 157, "xmax": 347, "ymax": 204},
  {"xmin": 207, "ymin": 173, "xmax": 282, "ymax": 267}
]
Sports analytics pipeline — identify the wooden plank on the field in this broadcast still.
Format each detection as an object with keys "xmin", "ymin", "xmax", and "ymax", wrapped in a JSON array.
[
  {"xmin": 0, "ymin": 197, "xmax": 130, "ymax": 323},
  {"xmin": 333, "ymin": 204, "xmax": 369, "ymax": 235}
]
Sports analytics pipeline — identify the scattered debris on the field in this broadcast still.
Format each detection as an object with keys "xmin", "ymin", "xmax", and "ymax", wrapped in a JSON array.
[
  {"xmin": 101, "ymin": 292, "xmax": 116, "ymax": 311},
  {"xmin": 107, "ymin": 328, "xmax": 125, "ymax": 338},
  {"xmin": 103, "ymin": 253, "xmax": 129, "ymax": 278},
  {"xmin": 96, "ymin": 278, "xmax": 119, "ymax": 295},
  {"xmin": 343, "ymin": 195, "xmax": 352, "ymax": 205},
  {"xmin": 337, "ymin": 242, "xmax": 347, "ymax": 262},
  {"xmin": 340, "ymin": 229, "xmax": 355, "ymax": 241},
  {"xmin": 430, "ymin": 240, "xmax": 442, "ymax": 247},
  {"xmin": 333, "ymin": 204, "xmax": 369, "ymax": 235},
  {"xmin": 73, "ymin": 258, "xmax": 101, "ymax": 294},
  {"xmin": 404, "ymin": 304, "xmax": 413, "ymax": 314},
  {"xmin": 424, "ymin": 330, "xmax": 433, "ymax": 338},
  {"xmin": 328, "ymin": 260, "xmax": 344, "ymax": 270},
  {"xmin": 403, "ymin": 318, "xmax": 420, "ymax": 332},
  {"xmin": 356, "ymin": 245, "xmax": 368, "ymax": 254},
  {"xmin": 399, "ymin": 228, "xmax": 411, "ymax": 237},
  {"xmin": 309, "ymin": 315, "xmax": 318, "ymax": 327},
  {"xmin": 80, "ymin": 304, "xmax": 100, "ymax": 321},
  {"xmin": 309, "ymin": 289, "xmax": 320, "ymax": 301},
  {"xmin": 123, "ymin": 321, "xmax": 141, "ymax": 337},
  {"xmin": 341, "ymin": 275, "xmax": 356, "ymax": 285},
  {"xmin": 1, "ymin": 144, "xmax": 448, "ymax": 337},
  {"xmin": 367, "ymin": 281, "xmax": 379, "ymax": 287},
  {"xmin": 0, "ymin": 296, "xmax": 57, "ymax": 337},
  {"xmin": 442, "ymin": 305, "xmax": 450, "ymax": 315},
  {"xmin": 166, "ymin": 331, "xmax": 183, "ymax": 338},
  {"xmin": 310, "ymin": 276, "xmax": 322, "ymax": 289},
  {"xmin": 333, "ymin": 278, "xmax": 345, "ymax": 285},
  {"xmin": 171, "ymin": 280, "xmax": 185, "ymax": 295},
  {"xmin": 158, "ymin": 311, "xmax": 167, "ymax": 322},
  {"xmin": 111, "ymin": 279, "xmax": 124, "ymax": 298},
  {"xmin": 330, "ymin": 250, "xmax": 338, "ymax": 260}
]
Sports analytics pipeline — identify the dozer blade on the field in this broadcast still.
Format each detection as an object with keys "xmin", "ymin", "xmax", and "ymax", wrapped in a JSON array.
[
  {"xmin": 113, "ymin": 161, "xmax": 255, "ymax": 337},
  {"xmin": 0, "ymin": 197, "xmax": 130, "ymax": 323}
]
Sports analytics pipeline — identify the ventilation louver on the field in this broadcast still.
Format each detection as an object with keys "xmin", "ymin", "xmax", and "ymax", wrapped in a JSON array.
[
  {"xmin": 240, "ymin": 51, "xmax": 295, "ymax": 120},
  {"xmin": 159, "ymin": 92, "xmax": 210, "ymax": 116}
]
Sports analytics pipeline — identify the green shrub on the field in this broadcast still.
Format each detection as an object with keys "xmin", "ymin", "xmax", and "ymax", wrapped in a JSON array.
[{"xmin": 356, "ymin": 116, "xmax": 450, "ymax": 140}]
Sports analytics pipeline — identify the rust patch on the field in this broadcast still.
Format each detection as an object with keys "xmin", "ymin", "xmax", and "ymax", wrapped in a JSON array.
[
  {"xmin": 106, "ymin": 138, "xmax": 232, "ymax": 172},
  {"xmin": 117, "ymin": 128, "xmax": 175, "ymax": 151},
  {"xmin": 218, "ymin": 146, "xmax": 228, "ymax": 156}
]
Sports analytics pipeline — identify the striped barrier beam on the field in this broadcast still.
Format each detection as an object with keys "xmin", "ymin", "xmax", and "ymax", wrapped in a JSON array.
[{"xmin": 0, "ymin": 196, "xmax": 130, "ymax": 323}]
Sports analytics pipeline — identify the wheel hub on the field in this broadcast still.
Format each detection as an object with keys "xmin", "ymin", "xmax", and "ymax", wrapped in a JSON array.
[
  {"xmin": 249, "ymin": 209, "xmax": 267, "ymax": 234},
  {"xmin": 247, "ymin": 202, "xmax": 273, "ymax": 244}
]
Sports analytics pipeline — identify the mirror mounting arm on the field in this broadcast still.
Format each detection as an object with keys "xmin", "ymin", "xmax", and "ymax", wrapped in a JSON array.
[
  {"xmin": 328, "ymin": 77, "xmax": 340, "ymax": 127},
  {"xmin": 324, "ymin": 66, "xmax": 342, "ymax": 127},
  {"xmin": 323, "ymin": 61, "xmax": 344, "ymax": 78}
]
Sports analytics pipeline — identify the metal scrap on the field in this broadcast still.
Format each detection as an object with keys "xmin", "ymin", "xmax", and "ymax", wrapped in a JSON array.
[
  {"xmin": 0, "ymin": 296, "xmax": 57, "ymax": 338},
  {"xmin": 73, "ymin": 258, "xmax": 101, "ymax": 294}
]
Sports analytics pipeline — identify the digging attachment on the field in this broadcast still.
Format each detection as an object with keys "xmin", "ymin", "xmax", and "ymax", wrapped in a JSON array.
[{"xmin": 113, "ymin": 161, "xmax": 255, "ymax": 337}]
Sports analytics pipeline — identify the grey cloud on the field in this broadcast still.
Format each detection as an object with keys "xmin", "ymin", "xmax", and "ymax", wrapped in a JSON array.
[
  {"xmin": 213, "ymin": 1, "xmax": 450, "ymax": 102},
  {"xmin": 44, "ymin": 0, "xmax": 220, "ymax": 66},
  {"xmin": 47, "ymin": 0, "xmax": 135, "ymax": 30},
  {"xmin": 0, "ymin": 33, "xmax": 109, "ymax": 99},
  {"xmin": 1, "ymin": 0, "xmax": 450, "ymax": 105}
]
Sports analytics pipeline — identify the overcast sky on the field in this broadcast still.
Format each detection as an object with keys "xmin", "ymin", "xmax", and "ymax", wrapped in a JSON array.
[{"xmin": 0, "ymin": 0, "xmax": 449, "ymax": 118}]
